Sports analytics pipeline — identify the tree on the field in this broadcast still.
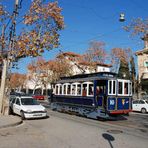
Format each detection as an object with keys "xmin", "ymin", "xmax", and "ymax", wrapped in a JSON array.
[
  {"xmin": 83, "ymin": 41, "xmax": 107, "ymax": 63},
  {"xmin": 27, "ymin": 58, "xmax": 46, "ymax": 94},
  {"xmin": 118, "ymin": 58, "xmax": 130, "ymax": 79},
  {"xmin": 46, "ymin": 56, "xmax": 72, "ymax": 82},
  {"xmin": 124, "ymin": 18, "xmax": 148, "ymax": 94},
  {"xmin": 124, "ymin": 18, "xmax": 148, "ymax": 37},
  {"xmin": 0, "ymin": 0, "xmax": 64, "ymax": 115},
  {"xmin": 130, "ymin": 56, "xmax": 136, "ymax": 93},
  {"xmin": 27, "ymin": 56, "xmax": 72, "ymax": 95},
  {"xmin": 9, "ymin": 73, "xmax": 26, "ymax": 91},
  {"xmin": 82, "ymin": 41, "xmax": 107, "ymax": 72},
  {"xmin": 110, "ymin": 48, "xmax": 132, "ymax": 73}
]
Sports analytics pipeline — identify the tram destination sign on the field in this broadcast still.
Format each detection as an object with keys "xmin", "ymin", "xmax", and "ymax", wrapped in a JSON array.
[{"xmin": 102, "ymin": 73, "xmax": 114, "ymax": 78}]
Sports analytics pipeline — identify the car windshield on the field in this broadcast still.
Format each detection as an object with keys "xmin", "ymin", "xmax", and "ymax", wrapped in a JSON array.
[
  {"xmin": 145, "ymin": 100, "xmax": 148, "ymax": 104},
  {"xmin": 21, "ymin": 98, "xmax": 40, "ymax": 105}
]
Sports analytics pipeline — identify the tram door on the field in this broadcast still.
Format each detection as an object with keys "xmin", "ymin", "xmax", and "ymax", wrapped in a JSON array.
[{"xmin": 95, "ymin": 80, "xmax": 107, "ymax": 109}]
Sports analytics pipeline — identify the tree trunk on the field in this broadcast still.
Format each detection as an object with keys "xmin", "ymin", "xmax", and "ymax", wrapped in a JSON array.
[{"xmin": 0, "ymin": 59, "xmax": 9, "ymax": 115}]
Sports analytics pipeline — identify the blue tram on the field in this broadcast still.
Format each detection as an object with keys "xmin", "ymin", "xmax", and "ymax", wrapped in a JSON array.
[{"xmin": 51, "ymin": 72, "xmax": 132, "ymax": 119}]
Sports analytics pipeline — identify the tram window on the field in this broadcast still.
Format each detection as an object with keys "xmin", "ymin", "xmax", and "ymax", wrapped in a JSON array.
[
  {"xmin": 96, "ymin": 80, "xmax": 106, "ymax": 95},
  {"xmin": 59, "ymin": 85, "xmax": 62, "ymax": 94},
  {"xmin": 109, "ymin": 81, "xmax": 112, "ymax": 94},
  {"xmin": 101, "ymin": 86, "xmax": 104, "ymax": 94},
  {"xmin": 96, "ymin": 86, "xmax": 103, "ymax": 95},
  {"xmin": 77, "ymin": 84, "xmax": 81, "ymax": 95},
  {"xmin": 113, "ymin": 81, "xmax": 116, "ymax": 94},
  {"xmin": 63, "ymin": 85, "xmax": 66, "ymax": 94},
  {"xmin": 129, "ymin": 82, "xmax": 132, "ymax": 95},
  {"xmin": 124, "ymin": 82, "xmax": 128, "ymax": 94},
  {"xmin": 88, "ymin": 84, "xmax": 94, "ymax": 96},
  {"xmin": 56, "ymin": 85, "xmax": 58, "ymax": 94},
  {"xmin": 82, "ymin": 84, "xmax": 87, "ymax": 96},
  {"xmin": 108, "ymin": 80, "xmax": 116, "ymax": 95},
  {"xmin": 71, "ymin": 85, "xmax": 76, "ymax": 95},
  {"xmin": 96, "ymin": 86, "xmax": 99, "ymax": 95},
  {"xmin": 67, "ymin": 85, "xmax": 71, "ymax": 95},
  {"xmin": 118, "ymin": 82, "xmax": 123, "ymax": 94}
]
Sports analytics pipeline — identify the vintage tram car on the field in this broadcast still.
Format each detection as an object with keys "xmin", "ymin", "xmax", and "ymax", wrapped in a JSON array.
[{"xmin": 51, "ymin": 72, "xmax": 132, "ymax": 119}]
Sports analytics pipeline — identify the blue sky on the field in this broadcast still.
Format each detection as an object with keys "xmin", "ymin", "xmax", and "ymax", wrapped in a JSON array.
[{"xmin": 1, "ymin": 0, "xmax": 148, "ymax": 74}]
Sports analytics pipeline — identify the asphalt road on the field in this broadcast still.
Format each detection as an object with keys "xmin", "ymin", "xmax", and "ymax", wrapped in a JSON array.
[
  {"xmin": 42, "ymin": 100, "xmax": 148, "ymax": 134},
  {"xmin": 0, "ymin": 112, "xmax": 147, "ymax": 148},
  {"xmin": 46, "ymin": 108, "xmax": 148, "ymax": 138},
  {"xmin": 0, "ymin": 101, "xmax": 147, "ymax": 148}
]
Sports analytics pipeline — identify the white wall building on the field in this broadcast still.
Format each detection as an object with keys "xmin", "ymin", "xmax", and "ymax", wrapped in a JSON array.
[{"xmin": 25, "ymin": 52, "xmax": 112, "ymax": 94}]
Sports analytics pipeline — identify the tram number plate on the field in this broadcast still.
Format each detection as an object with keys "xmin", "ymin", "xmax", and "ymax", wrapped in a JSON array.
[{"xmin": 110, "ymin": 100, "xmax": 115, "ymax": 105}]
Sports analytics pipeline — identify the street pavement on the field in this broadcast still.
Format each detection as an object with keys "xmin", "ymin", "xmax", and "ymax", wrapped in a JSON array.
[
  {"xmin": 0, "ymin": 115, "xmax": 22, "ymax": 129},
  {"xmin": 0, "ymin": 115, "xmax": 147, "ymax": 148},
  {"xmin": 0, "ymin": 112, "xmax": 147, "ymax": 148}
]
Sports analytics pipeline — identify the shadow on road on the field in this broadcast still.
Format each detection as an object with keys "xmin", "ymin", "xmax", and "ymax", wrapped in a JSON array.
[
  {"xmin": 102, "ymin": 133, "xmax": 115, "ymax": 148},
  {"xmin": 24, "ymin": 115, "xmax": 50, "ymax": 121},
  {"xmin": 97, "ymin": 115, "xmax": 128, "ymax": 122}
]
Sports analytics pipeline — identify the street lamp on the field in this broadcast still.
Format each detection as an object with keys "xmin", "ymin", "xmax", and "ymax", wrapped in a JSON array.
[
  {"xmin": 119, "ymin": 13, "xmax": 125, "ymax": 22},
  {"xmin": 15, "ymin": 0, "xmax": 19, "ymax": 6}
]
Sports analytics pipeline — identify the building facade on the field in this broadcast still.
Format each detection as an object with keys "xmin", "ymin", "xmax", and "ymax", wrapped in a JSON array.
[
  {"xmin": 135, "ymin": 34, "xmax": 148, "ymax": 94},
  {"xmin": 25, "ymin": 52, "xmax": 112, "ymax": 95}
]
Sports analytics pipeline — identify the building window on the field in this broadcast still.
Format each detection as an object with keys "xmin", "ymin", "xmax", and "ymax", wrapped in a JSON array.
[{"xmin": 144, "ymin": 61, "xmax": 148, "ymax": 71}]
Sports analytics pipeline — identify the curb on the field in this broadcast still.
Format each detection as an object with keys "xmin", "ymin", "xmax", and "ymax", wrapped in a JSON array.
[{"xmin": 0, "ymin": 118, "xmax": 23, "ymax": 129}]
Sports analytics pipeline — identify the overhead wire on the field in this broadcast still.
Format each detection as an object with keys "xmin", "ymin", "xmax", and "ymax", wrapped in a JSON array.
[
  {"xmin": 58, "ymin": 0, "xmax": 125, "ymax": 51},
  {"xmin": 61, "ymin": 27, "xmax": 122, "ymax": 50},
  {"xmin": 60, "ymin": 1, "xmax": 119, "ymax": 21},
  {"xmin": 59, "ymin": 0, "xmax": 146, "ymax": 55}
]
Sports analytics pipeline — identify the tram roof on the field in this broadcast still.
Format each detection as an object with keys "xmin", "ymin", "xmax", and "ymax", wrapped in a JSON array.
[{"xmin": 57, "ymin": 72, "xmax": 117, "ymax": 83}]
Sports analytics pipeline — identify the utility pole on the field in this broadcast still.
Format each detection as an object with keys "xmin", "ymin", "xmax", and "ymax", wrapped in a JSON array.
[
  {"xmin": 0, "ymin": 25, "xmax": 6, "ymax": 114},
  {"xmin": 0, "ymin": 0, "xmax": 19, "ymax": 115}
]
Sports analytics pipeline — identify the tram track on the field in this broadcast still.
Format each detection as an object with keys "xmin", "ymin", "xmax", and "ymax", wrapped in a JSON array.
[
  {"xmin": 43, "ymin": 102, "xmax": 147, "ymax": 129},
  {"xmin": 46, "ymin": 108, "xmax": 148, "ymax": 139}
]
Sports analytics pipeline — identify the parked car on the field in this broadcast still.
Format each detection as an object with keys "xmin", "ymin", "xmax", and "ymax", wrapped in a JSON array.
[
  {"xmin": 132, "ymin": 99, "xmax": 148, "ymax": 113},
  {"xmin": 9, "ymin": 96, "xmax": 47, "ymax": 119},
  {"xmin": 32, "ymin": 94, "xmax": 45, "ymax": 100},
  {"xmin": 142, "ymin": 95, "xmax": 148, "ymax": 101}
]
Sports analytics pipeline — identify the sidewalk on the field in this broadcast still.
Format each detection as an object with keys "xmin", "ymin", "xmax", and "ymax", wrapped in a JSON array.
[{"xmin": 0, "ymin": 115, "xmax": 22, "ymax": 129}]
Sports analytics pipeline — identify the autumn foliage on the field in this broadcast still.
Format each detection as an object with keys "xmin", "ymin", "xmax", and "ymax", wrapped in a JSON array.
[
  {"xmin": 124, "ymin": 18, "xmax": 148, "ymax": 36},
  {"xmin": 0, "ymin": 0, "xmax": 64, "ymax": 59},
  {"xmin": 110, "ymin": 47, "xmax": 133, "ymax": 73},
  {"xmin": 111, "ymin": 48, "xmax": 132, "ymax": 63},
  {"xmin": 82, "ymin": 41, "xmax": 107, "ymax": 64},
  {"xmin": 9, "ymin": 73, "xmax": 26, "ymax": 90}
]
